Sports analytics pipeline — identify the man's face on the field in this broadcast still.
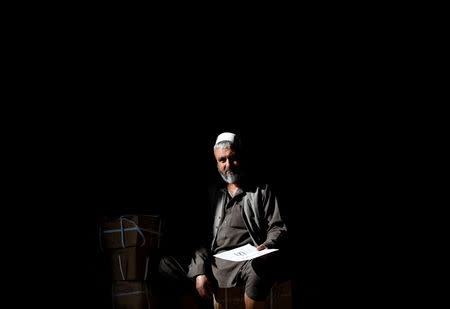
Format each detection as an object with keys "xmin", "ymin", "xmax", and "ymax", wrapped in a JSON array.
[{"xmin": 214, "ymin": 147, "xmax": 241, "ymax": 184}]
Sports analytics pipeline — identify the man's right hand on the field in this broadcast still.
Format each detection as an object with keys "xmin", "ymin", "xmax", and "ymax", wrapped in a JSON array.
[{"xmin": 195, "ymin": 274, "xmax": 213, "ymax": 299}]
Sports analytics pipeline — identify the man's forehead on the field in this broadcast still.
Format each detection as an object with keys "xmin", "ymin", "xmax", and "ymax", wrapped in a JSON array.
[{"xmin": 214, "ymin": 147, "xmax": 235, "ymax": 157}]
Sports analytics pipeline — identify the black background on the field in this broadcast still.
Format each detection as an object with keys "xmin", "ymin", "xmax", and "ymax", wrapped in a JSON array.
[
  {"xmin": 4, "ymin": 9, "xmax": 430, "ymax": 308},
  {"xmin": 12, "ymin": 28, "xmax": 410, "ymax": 305}
]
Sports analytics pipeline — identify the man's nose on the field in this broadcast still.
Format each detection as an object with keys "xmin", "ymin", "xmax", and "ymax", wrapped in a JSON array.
[{"xmin": 224, "ymin": 159, "xmax": 232, "ymax": 169}]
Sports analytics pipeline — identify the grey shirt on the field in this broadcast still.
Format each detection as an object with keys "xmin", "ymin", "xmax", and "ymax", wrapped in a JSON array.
[{"xmin": 212, "ymin": 188, "xmax": 252, "ymax": 288}]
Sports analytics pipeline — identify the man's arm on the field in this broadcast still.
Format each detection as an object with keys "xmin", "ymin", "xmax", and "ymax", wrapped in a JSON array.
[
  {"xmin": 195, "ymin": 274, "xmax": 214, "ymax": 299},
  {"xmin": 187, "ymin": 246, "xmax": 215, "ymax": 299},
  {"xmin": 261, "ymin": 185, "xmax": 288, "ymax": 249},
  {"xmin": 189, "ymin": 183, "xmax": 219, "ymax": 299},
  {"xmin": 187, "ymin": 246, "xmax": 210, "ymax": 278}
]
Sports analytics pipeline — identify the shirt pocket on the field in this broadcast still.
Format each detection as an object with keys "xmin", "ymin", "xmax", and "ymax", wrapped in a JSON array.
[{"xmin": 228, "ymin": 205, "xmax": 246, "ymax": 229}]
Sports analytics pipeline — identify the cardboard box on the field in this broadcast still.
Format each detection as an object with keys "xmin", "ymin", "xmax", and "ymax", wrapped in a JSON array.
[
  {"xmin": 112, "ymin": 281, "xmax": 202, "ymax": 309},
  {"xmin": 100, "ymin": 215, "xmax": 163, "ymax": 249},
  {"xmin": 213, "ymin": 280, "xmax": 292, "ymax": 309},
  {"xmin": 112, "ymin": 280, "xmax": 157, "ymax": 309},
  {"xmin": 108, "ymin": 247, "xmax": 159, "ymax": 281}
]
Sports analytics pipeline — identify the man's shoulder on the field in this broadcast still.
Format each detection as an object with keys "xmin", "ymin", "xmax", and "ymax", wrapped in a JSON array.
[
  {"xmin": 242, "ymin": 179, "xmax": 270, "ymax": 194},
  {"xmin": 207, "ymin": 181, "xmax": 226, "ymax": 202},
  {"xmin": 207, "ymin": 180, "xmax": 223, "ymax": 192}
]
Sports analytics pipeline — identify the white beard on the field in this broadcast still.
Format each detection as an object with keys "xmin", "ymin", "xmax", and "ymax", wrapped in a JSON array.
[{"xmin": 218, "ymin": 167, "xmax": 240, "ymax": 184}]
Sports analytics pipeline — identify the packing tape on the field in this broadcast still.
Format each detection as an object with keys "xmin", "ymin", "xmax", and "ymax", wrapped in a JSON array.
[{"xmin": 100, "ymin": 215, "xmax": 163, "ymax": 250}]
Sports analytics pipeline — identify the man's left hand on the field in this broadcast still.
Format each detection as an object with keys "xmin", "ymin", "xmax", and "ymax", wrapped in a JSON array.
[
  {"xmin": 256, "ymin": 244, "xmax": 267, "ymax": 251},
  {"xmin": 256, "ymin": 244, "xmax": 270, "ymax": 259}
]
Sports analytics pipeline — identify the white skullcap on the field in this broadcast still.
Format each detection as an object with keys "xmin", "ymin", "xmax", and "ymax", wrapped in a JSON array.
[{"xmin": 215, "ymin": 132, "xmax": 237, "ymax": 146}]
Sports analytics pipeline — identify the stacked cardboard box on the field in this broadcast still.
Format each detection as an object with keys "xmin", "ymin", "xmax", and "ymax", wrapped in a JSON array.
[
  {"xmin": 213, "ymin": 280, "xmax": 292, "ymax": 309},
  {"xmin": 99, "ymin": 214, "xmax": 163, "ymax": 309},
  {"xmin": 112, "ymin": 280, "xmax": 154, "ymax": 308}
]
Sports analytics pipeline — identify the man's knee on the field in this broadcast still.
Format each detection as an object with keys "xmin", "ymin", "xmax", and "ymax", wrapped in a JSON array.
[
  {"xmin": 158, "ymin": 256, "xmax": 188, "ymax": 281},
  {"xmin": 244, "ymin": 281, "xmax": 273, "ymax": 302},
  {"xmin": 159, "ymin": 256, "xmax": 179, "ymax": 274},
  {"xmin": 244, "ymin": 260, "xmax": 276, "ymax": 301}
]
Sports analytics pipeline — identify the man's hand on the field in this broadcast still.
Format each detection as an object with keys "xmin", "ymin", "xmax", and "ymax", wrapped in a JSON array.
[
  {"xmin": 195, "ymin": 274, "xmax": 213, "ymax": 299},
  {"xmin": 256, "ymin": 244, "xmax": 267, "ymax": 251},
  {"xmin": 256, "ymin": 244, "xmax": 269, "ymax": 259}
]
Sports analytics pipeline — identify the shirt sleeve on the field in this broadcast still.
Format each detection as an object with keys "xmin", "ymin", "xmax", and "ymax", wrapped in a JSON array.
[
  {"xmin": 187, "ymin": 246, "xmax": 211, "ymax": 278},
  {"xmin": 261, "ymin": 185, "xmax": 288, "ymax": 249}
]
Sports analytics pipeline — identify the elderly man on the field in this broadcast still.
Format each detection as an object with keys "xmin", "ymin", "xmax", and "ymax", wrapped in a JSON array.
[{"xmin": 186, "ymin": 132, "xmax": 289, "ymax": 309}]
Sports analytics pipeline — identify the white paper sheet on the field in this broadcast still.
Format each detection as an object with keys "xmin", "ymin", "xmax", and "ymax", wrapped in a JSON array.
[{"xmin": 213, "ymin": 244, "xmax": 278, "ymax": 262}]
